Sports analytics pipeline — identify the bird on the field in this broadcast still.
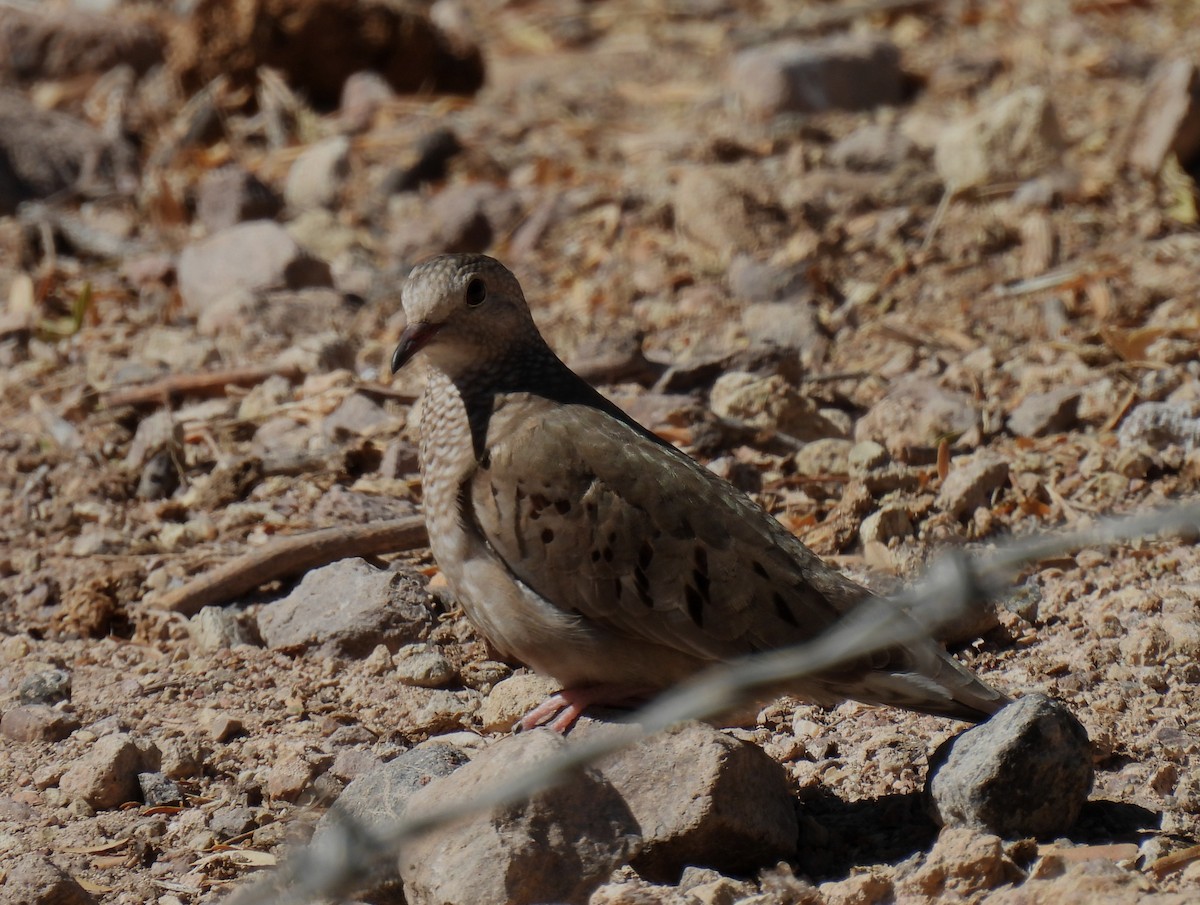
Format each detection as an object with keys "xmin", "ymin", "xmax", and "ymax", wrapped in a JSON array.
[{"xmin": 391, "ymin": 253, "xmax": 1010, "ymax": 732}]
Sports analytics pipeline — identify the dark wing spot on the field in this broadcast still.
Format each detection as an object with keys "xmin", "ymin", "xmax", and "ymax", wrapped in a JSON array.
[
  {"xmin": 637, "ymin": 540, "xmax": 654, "ymax": 572},
  {"xmin": 479, "ymin": 450, "xmax": 491, "ymax": 470},
  {"xmin": 613, "ymin": 578, "xmax": 623, "ymax": 600},
  {"xmin": 752, "ymin": 560, "xmax": 769, "ymax": 579},
  {"xmin": 773, "ymin": 592, "xmax": 800, "ymax": 627},
  {"xmin": 554, "ymin": 499, "xmax": 572, "ymax": 514},
  {"xmin": 541, "ymin": 528, "xmax": 554, "ymax": 544},
  {"xmin": 685, "ymin": 585, "xmax": 705, "ymax": 627},
  {"xmin": 603, "ymin": 547, "xmax": 614, "ymax": 563},
  {"xmin": 591, "ymin": 550, "xmax": 602, "ymax": 563},
  {"xmin": 529, "ymin": 493, "xmax": 550, "ymax": 520},
  {"xmin": 633, "ymin": 566, "xmax": 653, "ymax": 607},
  {"xmin": 692, "ymin": 546, "xmax": 711, "ymax": 597}
]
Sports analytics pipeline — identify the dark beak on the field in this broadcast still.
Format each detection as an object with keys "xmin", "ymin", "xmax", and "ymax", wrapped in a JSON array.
[{"xmin": 391, "ymin": 322, "xmax": 441, "ymax": 373}]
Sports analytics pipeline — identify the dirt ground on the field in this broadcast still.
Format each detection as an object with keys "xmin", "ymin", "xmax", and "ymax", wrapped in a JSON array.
[{"xmin": 1, "ymin": 0, "xmax": 1199, "ymax": 902}]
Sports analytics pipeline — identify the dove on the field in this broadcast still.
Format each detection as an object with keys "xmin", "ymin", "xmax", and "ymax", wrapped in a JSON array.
[{"xmin": 392, "ymin": 253, "xmax": 1010, "ymax": 731}]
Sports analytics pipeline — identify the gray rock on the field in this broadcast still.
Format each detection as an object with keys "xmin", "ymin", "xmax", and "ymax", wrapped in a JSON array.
[
  {"xmin": 321, "ymin": 391, "xmax": 393, "ymax": 441},
  {"xmin": 727, "ymin": 255, "xmax": 811, "ymax": 303},
  {"xmin": 0, "ymin": 5, "xmax": 161, "ymax": 83},
  {"xmin": 5, "ymin": 853, "xmax": 95, "ymax": 905},
  {"xmin": 258, "ymin": 559, "xmax": 434, "ymax": 657},
  {"xmin": 855, "ymin": 378, "xmax": 979, "ymax": 453},
  {"xmin": 339, "ymin": 70, "xmax": 395, "ymax": 132},
  {"xmin": 794, "ymin": 438, "xmax": 854, "ymax": 477},
  {"xmin": 585, "ymin": 721, "xmax": 798, "ymax": 881},
  {"xmin": 400, "ymin": 730, "xmax": 638, "ymax": 905},
  {"xmin": 741, "ymin": 300, "xmax": 826, "ymax": 364},
  {"xmin": 0, "ymin": 89, "xmax": 136, "ymax": 214},
  {"xmin": 674, "ymin": 166, "xmax": 780, "ymax": 257},
  {"xmin": 137, "ymin": 772, "xmax": 181, "ymax": 806},
  {"xmin": 195, "ymin": 164, "xmax": 282, "ymax": 233},
  {"xmin": 926, "ymin": 694, "xmax": 1093, "ymax": 838},
  {"xmin": 59, "ymin": 732, "xmax": 144, "ymax": 809},
  {"xmin": 18, "ymin": 668, "xmax": 71, "ymax": 704},
  {"xmin": 315, "ymin": 743, "xmax": 469, "ymax": 847},
  {"xmin": 711, "ymin": 372, "xmax": 847, "ymax": 441},
  {"xmin": 934, "ymin": 86, "xmax": 1065, "ymax": 192},
  {"xmin": 177, "ymin": 221, "xmax": 333, "ymax": 313},
  {"xmin": 209, "ymin": 805, "xmax": 258, "ymax": 839},
  {"xmin": 938, "ymin": 453, "xmax": 1009, "ymax": 520},
  {"xmin": 1007, "ymin": 388, "xmax": 1080, "ymax": 437},
  {"xmin": 729, "ymin": 35, "xmax": 904, "ymax": 117},
  {"xmin": 848, "ymin": 440, "xmax": 890, "ymax": 474},
  {"xmin": 394, "ymin": 643, "xmax": 457, "ymax": 688},
  {"xmin": 1118, "ymin": 401, "xmax": 1200, "ymax": 452},
  {"xmin": 829, "ymin": 122, "xmax": 915, "ymax": 171},
  {"xmin": 285, "ymin": 136, "xmax": 351, "ymax": 211}
]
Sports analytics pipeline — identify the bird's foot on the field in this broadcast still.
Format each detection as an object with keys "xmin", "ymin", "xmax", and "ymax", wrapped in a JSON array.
[{"xmin": 518, "ymin": 684, "xmax": 653, "ymax": 734}]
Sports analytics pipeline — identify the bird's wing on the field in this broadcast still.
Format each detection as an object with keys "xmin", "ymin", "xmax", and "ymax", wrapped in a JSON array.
[{"xmin": 468, "ymin": 395, "xmax": 864, "ymax": 664}]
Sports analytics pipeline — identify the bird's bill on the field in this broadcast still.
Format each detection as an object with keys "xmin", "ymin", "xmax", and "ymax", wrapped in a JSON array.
[{"xmin": 391, "ymin": 322, "xmax": 442, "ymax": 373}]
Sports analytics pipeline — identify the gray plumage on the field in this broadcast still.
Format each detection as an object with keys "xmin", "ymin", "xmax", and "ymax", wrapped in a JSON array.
[{"xmin": 392, "ymin": 254, "xmax": 1009, "ymax": 725}]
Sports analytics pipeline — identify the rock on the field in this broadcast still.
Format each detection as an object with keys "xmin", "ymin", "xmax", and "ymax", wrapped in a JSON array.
[
  {"xmin": 394, "ymin": 643, "xmax": 457, "ymax": 688},
  {"xmin": 320, "ymin": 391, "xmax": 394, "ymax": 441},
  {"xmin": 829, "ymin": 122, "xmax": 915, "ymax": 171},
  {"xmin": 1127, "ymin": 58, "xmax": 1200, "ymax": 174},
  {"xmin": 926, "ymin": 694, "xmax": 1093, "ymax": 838},
  {"xmin": 904, "ymin": 828, "xmax": 1010, "ymax": 898},
  {"xmin": 258, "ymin": 559, "xmax": 434, "ymax": 657},
  {"xmin": 794, "ymin": 438, "xmax": 854, "ymax": 476},
  {"xmin": 411, "ymin": 689, "xmax": 481, "ymax": 735},
  {"xmin": 0, "ymin": 5, "xmax": 162, "ymax": 83},
  {"xmin": 379, "ymin": 127, "xmax": 464, "ymax": 194},
  {"xmin": 710, "ymin": 372, "xmax": 848, "ymax": 441},
  {"xmin": 460, "ymin": 659, "xmax": 513, "ymax": 693},
  {"xmin": 741, "ymin": 300, "xmax": 826, "ymax": 364},
  {"xmin": 205, "ymin": 713, "xmax": 245, "ymax": 742},
  {"xmin": 1, "ymin": 705, "xmax": 80, "ymax": 743},
  {"xmin": 330, "ymin": 748, "xmax": 382, "ymax": 782},
  {"xmin": 18, "ymin": 669, "xmax": 71, "ymax": 704},
  {"xmin": 188, "ymin": 606, "xmax": 252, "ymax": 652},
  {"xmin": 339, "ymin": 70, "xmax": 396, "ymax": 132},
  {"xmin": 855, "ymin": 378, "xmax": 979, "ymax": 453},
  {"xmin": 315, "ymin": 743, "xmax": 469, "ymax": 846},
  {"xmin": 195, "ymin": 165, "xmax": 283, "ymax": 233},
  {"xmin": 5, "ymin": 853, "xmax": 95, "ymax": 905},
  {"xmin": 209, "ymin": 805, "xmax": 258, "ymax": 839},
  {"xmin": 168, "ymin": 0, "xmax": 485, "ymax": 109},
  {"xmin": 674, "ymin": 166, "xmax": 781, "ymax": 257},
  {"xmin": 938, "ymin": 453, "xmax": 1009, "ymax": 521},
  {"xmin": 0, "ymin": 90, "xmax": 136, "ymax": 215},
  {"xmin": 479, "ymin": 673, "xmax": 562, "ymax": 733},
  {"xmin": 399, "ymin": 730, "xmax": 638, "ymax": 905},
  {"xmin": 1007, "ymin": 388, "xmax": 1080, "ymax": 437},
  {"xmin": 727, "ymin": 255, "xmax": 811, "ymax": 303},
  {"xmin": 1118, "ymin": 401, "xmax": 1200, "ymax": 452},
  {"xmin": 137, "ymin": 772, "xmax": 181, "ymax": 806},
  {"xmin": 59, "ymin": 732, "xmax": 144, "ymax": 809},
  {"xmin": 584, "ymin": 721, "xmax": 799, "ymax": 881},
  {"xmin": 934, "ymin": 86, "xmax": 1066, "ymax": 192},
  {"xmin": 860, "ymin": 503, "xmax": 913, "ymax": 544},
  {"xmin": 178, "ymin": 222, "xmax": 333, "ymax": 314},
  {"xmin": 819, "ymin": 870, "xmax": 894, "ymax": 905},
  {"xmin": 848, "ymin": 440, "xmax": 890, "ymax": 474},
  {"xmin": 389, "ymin": 182, "xmax": 519, "ymax": 260},
  {"xmin": 267, "ymin": 754, "xmax": 317, "ymax": 801},
  {"xmin": 285, "ymin": 136, "xmax": 351, "ymax": 211},
  {"xmin": 729, "ymin": 35, "xmax": 904, "ymax": 117}
]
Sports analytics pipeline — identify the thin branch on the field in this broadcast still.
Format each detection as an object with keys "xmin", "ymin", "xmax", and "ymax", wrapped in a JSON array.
[{"xmin": 152, "ymin": 517, "xmax": 428, "ymax": 616}]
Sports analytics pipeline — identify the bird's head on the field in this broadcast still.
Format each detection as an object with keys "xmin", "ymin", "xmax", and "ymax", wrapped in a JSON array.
[{"xmin": 391, "ymin": 254, "xmax": 539, "ymax": 375}]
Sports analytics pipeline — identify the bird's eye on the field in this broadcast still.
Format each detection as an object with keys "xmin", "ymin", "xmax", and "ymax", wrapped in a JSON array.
[{"xmin": 465, "ymin": 277, "xmax": 487, "ymax": 307}]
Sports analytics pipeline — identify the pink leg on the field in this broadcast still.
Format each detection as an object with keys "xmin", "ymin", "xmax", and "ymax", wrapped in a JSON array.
[{"xmin": 519, "ymin": 684, "xmax": 654, "ymax": 733}]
